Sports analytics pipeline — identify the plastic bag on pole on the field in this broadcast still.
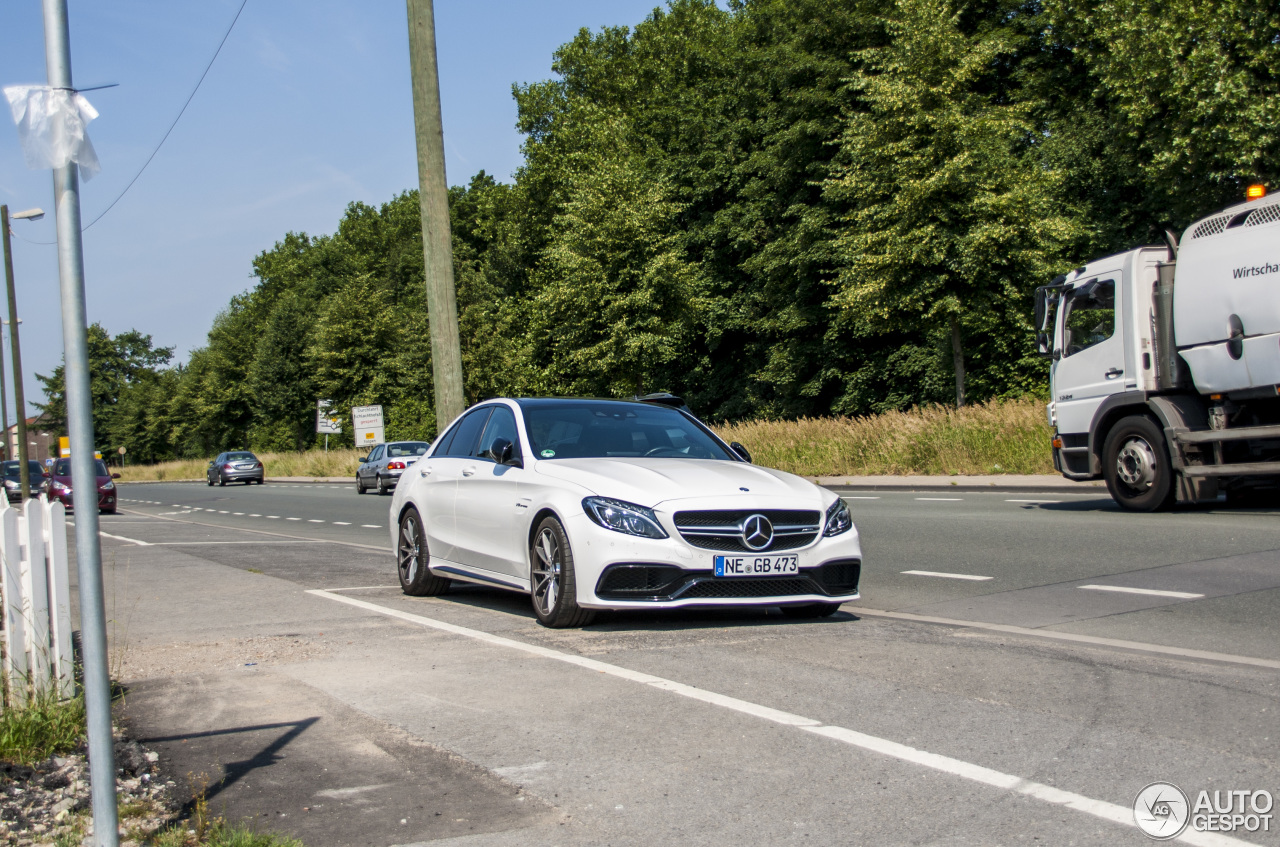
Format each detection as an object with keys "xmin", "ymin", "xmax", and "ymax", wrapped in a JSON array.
[{"xmin": 4, "ymin": 84, "xmax": 101, "ymax": 180}]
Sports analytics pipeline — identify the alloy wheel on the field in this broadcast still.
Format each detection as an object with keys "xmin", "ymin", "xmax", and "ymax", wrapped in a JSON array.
[
  {"xmin": 398, "ymin": 514, "xmax": 422, "ymax": 585},
  {"xmin": 531, "ymin": 526, "xmax": 562, "ymax": 616}
]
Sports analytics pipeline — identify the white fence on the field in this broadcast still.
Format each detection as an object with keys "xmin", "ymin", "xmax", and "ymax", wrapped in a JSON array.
[{"xmin": 0, "ymin": 497, "xmax": 74, "ymax": 706}]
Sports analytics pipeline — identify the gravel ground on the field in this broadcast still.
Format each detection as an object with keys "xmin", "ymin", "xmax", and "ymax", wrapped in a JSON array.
[{"xmin": 1, "ymin": 732, "xmax": 179, "ymax": 847}]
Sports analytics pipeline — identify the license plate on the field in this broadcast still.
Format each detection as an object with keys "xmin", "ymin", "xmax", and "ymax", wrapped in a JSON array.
[{"xmin": 714, "ymin": 555, "xmax": 800, "ymax": 577}]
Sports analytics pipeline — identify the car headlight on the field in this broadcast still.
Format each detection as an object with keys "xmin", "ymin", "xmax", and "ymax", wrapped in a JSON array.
[
  {"xmin": 3, "ymin": 479, "xmax": 17, "ymax": 489},
  {"xmin": 582, "ymin": 497, "xmax": 668, "ymax": 539},
  {"xmin": 51, "ymin": 481, "xmax": 70, "ymax": 493},
  {"xmin": 823, "ymin": 497, "xmax": 853, "ymax": 537},
  {"xmin": 101, "ymin": 481, "xmax": 115, "ymax": 490}
]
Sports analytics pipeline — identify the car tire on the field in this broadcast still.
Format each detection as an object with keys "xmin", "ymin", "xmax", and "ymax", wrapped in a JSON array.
[
  {"xmin": 376, "ymin": 475, "xmax": 389, "ymax": 496},
  {"xmin": 207, "ymin": 476, "xmax": 214, "ymax": 487},
  {"xmin": 397, "ymin": 507, "xmax": 450, "ymax": 596},
  {"xmin": 219, "ymin": 476, "xmax": 226, "ymax": 487},
  {"xmin": 1102, "ymin": 415, "xmax": 1176, "ymax": 512},
  {"xmin": 356, "ymin": 475, "xmax": 366, "ymax": 495},
  {"xmin": 530, "ymin": 516, "xmax": 596, "ymax": 628},
  {"xmin": 781, "ymin": 602, "xmax": 842, "ymax": 619},
  {"xmin": 256, "ymin": 479, "xmax": 264, "ymax": 485}
]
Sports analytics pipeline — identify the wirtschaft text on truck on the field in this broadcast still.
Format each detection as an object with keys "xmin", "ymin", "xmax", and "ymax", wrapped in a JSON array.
[{"xmin": 1036, "ymin": 184, "xmax": 1280, "ymax": 511}]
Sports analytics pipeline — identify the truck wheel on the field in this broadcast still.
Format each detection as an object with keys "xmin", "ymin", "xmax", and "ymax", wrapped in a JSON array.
[{"xmin": 1102, "ymin": 416, "xmax": 1176, "ymax": 512}]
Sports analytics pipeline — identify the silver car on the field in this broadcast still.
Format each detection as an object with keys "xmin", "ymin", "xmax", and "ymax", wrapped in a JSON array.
[
  {"xmin": 207, "ymin": 451, "xmax": 265, "ymax": 486},
  {"xmin": 356, "ymin": 441, "xmax": 429, "ymax": 495}
]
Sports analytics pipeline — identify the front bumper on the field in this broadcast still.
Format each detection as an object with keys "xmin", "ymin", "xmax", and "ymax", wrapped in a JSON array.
[
  {"xmin": 49, "ymin": 489, "xmax": 116, "ymax": 511},
  {"xmin": 563, "ymin": 507, "xmax": 863, "ymax": 610}
]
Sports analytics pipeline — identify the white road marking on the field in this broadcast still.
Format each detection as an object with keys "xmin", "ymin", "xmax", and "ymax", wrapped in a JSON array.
[
  {"xmin": 308, "ymin": 590, "xmax": 1251, "ymax": 847},
  {"xmin": 98, "ymin": 530, "xmax": 151, "ymax": 546},
  {"xmin": 266, "ymin": 516, "xmax": 280, "ymax": 519},
  {"xmin": 916, "ymin": 497, "xmax": 963, "ymax": 501},
  {"xmin": 843, "ymin": 496, "xmax": 880, "ymax": 500},
  {"xmin": 1080, "ymin": 585, "xmax": 1205, "ymax": 600},
  {"xmin": 902, "ymin": 570, "xmax": 993, "ymax": 581},
  {"xmin": 218, "ymin": 510, "xmax": 229, "ymax": 514},
  {"xmin": 233, "ymin": 512, "xmax": 244, "ymax": 515},
  {"xmin": 308, "ymin": 519, "xmax": 324, "ymax": 523},
  {"xmin": 285, "ymin": 517, "xmax": 301, "ymax": 521},
  {"xmin": 1005, "ymin": 499, "xmax": 1061, "ymax": 504},
  {"xmin": 249, "ymin": 514, "xmax": 261, "ymax": 517},
  {"xmin": 333, "ymin": 522, "xmax": 351, "ymax": 526},
  {"xmin": 852, "ymin": 607, "xmax": 1280, "ymax": 670},
  {"xmin": 361, "ymin": 524, "xmax": 381, "ymax": 528}
]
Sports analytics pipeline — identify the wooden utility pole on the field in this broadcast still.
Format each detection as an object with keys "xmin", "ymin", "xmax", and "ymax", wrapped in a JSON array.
[{"xmin": 406, "ymin": 0, "xmax": 465, "ymax": 430}]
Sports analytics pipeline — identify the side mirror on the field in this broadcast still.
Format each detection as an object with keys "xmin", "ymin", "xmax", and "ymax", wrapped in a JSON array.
[
  {"xmin": 730, "ymin": 441, "xmax": 752, "ymax": 463},
  {"xmin": 488, "ymin": 437, "xmax": 517, "ymax": 466},
  {"xmin": 111, "ymin": 473, "xmax": 121, "ymax": 479},
  {"xmin": 1037, "ymin": 331, "xmax": 1052, "ymax": 357}
]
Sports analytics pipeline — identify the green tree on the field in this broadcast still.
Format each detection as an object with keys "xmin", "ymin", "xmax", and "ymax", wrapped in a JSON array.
[{"xmin": 825, "ymin": 0, "xmax": 1083, "ymax": 406}]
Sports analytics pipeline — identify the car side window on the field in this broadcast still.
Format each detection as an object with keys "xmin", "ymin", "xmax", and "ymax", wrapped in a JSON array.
[
  {"xmin": 476, "ymin": 406, "xmax": 522, "ymax": 462},
  {"xmin": 441, "ymin": 408, "xmax": 492, "ymax": 458},
  {"xmin": 369, "ymin": 445, "xmax": 384, "ymax": 462},
  {"xmin": 1062, "ymin": 279, "xmax": 1116, "ymax": 357}
]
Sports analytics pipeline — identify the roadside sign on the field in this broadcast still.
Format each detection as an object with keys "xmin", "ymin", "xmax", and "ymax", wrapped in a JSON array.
[
  {"xmin": 316, "ymin": 399, "xmax": 342, "ymax": 434},
  {"xmin": 352, "ymin": 405, "xmax": 385, "ymax": 446},
  {"xmin": 59, "ymin": 436, "xmax": 70, "ymax": 457},
  {"xmin": 117, "ymin": 446, "xmax": 126, "ymax": 455}
]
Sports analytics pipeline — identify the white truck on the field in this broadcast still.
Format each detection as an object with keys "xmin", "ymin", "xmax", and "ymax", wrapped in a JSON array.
[{"xmin": 1036, "ymin": 186, "xmax": 1280, "ymax": 511}]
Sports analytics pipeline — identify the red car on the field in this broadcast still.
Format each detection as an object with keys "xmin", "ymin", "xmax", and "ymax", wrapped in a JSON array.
[{"xmin": 48, "ymin": 458, "xmax": 120, "ymax": 514}]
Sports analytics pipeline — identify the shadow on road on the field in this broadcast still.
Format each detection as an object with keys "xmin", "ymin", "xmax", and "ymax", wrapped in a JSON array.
[
  {"xmin": 139, "ymin": 717, "xmax": 321, "ymax": 811},
  {"xmin": 431, "ymin": 583, "xmax": 860, "ymax": 631}
]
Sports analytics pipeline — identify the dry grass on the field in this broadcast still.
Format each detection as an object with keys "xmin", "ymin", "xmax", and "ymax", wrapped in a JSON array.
[
  {"xmin": 711, "ymin": 397, "xmax": 1054, "ymax": 477},
  {"xmin": 116, "ymin": 398, "xmax": 1054, "ymax": 481},
  {"xmin": 117, "ymin": 449, "xmax": 365, "ymax": 482}
]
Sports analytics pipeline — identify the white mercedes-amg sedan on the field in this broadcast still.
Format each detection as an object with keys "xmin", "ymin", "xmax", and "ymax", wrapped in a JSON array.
[{"xmin": 388, "ymin": 397, "xmax": 862, "ymax": 627}]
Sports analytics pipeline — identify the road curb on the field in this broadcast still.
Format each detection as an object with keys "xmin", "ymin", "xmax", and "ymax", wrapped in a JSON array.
[{"xmin": 119, "ymin": 476, "xmax": 352, "ymax": 485}]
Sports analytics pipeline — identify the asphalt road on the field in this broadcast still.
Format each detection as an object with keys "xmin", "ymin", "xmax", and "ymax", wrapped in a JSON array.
[{"xmin": 92, "ymin": 481, "xmax": 1280, "ymax": 846}]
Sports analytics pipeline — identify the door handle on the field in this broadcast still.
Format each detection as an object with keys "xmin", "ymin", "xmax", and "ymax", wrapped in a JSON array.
[
  {"xmin": 419, "ymin": 467, "xmax": 431, "ymax": 477},
  {"xmin": 1105, "ymin": 368, "xmax": 1123, "ymax": 378},
  {"xmin": 461, "ymin": 467, "xmax": 476, "ymax": 477}
]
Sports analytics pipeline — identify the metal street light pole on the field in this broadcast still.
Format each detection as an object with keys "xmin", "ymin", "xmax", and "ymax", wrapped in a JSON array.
[
  {"xmin": 0, "ymin": 317, "xmax": 10, "ymax": 463},
  {"xmin": 40, "ymin": 2, "xmax": 118, "ymax": 845},
  {"xmin": 1, "ymin": 206, "xmax": 40, "ymax": 500}
]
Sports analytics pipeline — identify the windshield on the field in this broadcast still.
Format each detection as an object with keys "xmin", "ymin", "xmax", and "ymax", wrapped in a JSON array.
[
  {"xmin": 522, "ymin": 402, "xmax": 734, "ymax": 461},
  {"xmin": 386, "ymin": 442, "xmax": 429, "ymax": 458},
  {"xmin": 53, "ymin": 459, "xmax": 110, "ymax": 476},
  {"xmin": 2, "ymin": 460, "xmax": 47, "ymax": 478}
]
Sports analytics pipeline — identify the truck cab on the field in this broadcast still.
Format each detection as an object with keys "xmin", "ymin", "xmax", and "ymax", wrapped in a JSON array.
[
  {"xmin": 1036, "ymin": 188, "xmax": 1280, "ymax": 511},
  {"xmin": 1039, "ymin": 247, "xmax": 1165, "ymax": 479}
]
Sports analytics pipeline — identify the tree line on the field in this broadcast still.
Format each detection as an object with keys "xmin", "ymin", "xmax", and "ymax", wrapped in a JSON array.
[{"xmin": 37, "ymin": 0, "xmax": 1279, "ymax": 461}]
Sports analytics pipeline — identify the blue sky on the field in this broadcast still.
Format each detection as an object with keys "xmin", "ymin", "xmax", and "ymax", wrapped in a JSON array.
[{"xmin": 0, "ymin": 0, "xmax": 672, "ymax": 417}]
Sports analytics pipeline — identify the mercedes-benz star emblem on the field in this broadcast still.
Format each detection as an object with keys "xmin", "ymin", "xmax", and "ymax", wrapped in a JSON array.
[{"xmin": 741, "ymin": 514, "xmax": 774, "ymax": 551}]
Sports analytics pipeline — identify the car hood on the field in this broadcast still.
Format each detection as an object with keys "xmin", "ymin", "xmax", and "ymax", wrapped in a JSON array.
[
  {"xmin": 51, "ymin": 475, "xmax": 112, "ymax": 487},
  {"xmin": 533, "ymin": 458, "xmax": 824, "ymax": 509}
]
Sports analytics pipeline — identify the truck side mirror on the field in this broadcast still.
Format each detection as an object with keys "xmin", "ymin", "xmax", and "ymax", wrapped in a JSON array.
[{"xmin": 1037, "ymin": 332, "xmax": 1052, "ymax": 357}]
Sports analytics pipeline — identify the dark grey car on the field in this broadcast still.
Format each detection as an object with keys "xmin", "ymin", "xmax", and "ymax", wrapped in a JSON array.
[
  {"xmin": 207, "ymin": 451, "xmax": 264, "ymax": 486},
  {"xmin": 356, "ymin": 441, "xmax": 429, "ymax": 495}
]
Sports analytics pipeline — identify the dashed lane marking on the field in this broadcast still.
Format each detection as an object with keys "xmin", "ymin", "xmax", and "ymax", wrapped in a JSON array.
[
  {"xmin": 1006, "ymin": 499, "xmax": 1061, "ymax": 504},
  {"xmin": 901, "ymin": 570, "xmax": 993, "ymax": 581},
  {"xmin": 308, "ymin": 590, "xmax": 1252, "ymax": 847},
  {"xmin": 1079, "ymin": 584, "xmax": 1205, "ymax": 600},
  {"xmin": 915, "ymin": 497, "xmax": 964, "ymax": 501},
  {"xmin": 361, "ymin": 524, "xmax": 381, "ymax": 528}
]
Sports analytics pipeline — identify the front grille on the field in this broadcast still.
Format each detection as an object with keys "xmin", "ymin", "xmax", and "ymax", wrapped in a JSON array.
[
  {"xmin": 595, "ymin": 560, "xmax": 860, "ymax": 602},
  {"xmin": 680, "ymin": 577, "xmax": 815, "ymax": 599},
  {"xmin": 682, "ymin": 533, "xmax": 813, "ymax": 552},
  {"xmin": 673, "ymin": 509, "xmax": 821, "ymax": 553}
]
